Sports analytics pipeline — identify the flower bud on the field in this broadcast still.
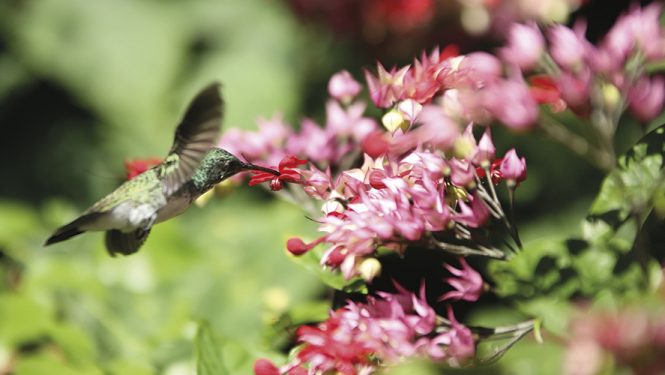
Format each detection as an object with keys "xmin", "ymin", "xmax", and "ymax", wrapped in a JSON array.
[
  {"xmin": 601, "ymin": 83, "xmax": 621, "ymax": 111},
  {"xmin": 382, "ymin": 109, "xmax": 409, "ymax": 133},
  {"xmin": 254, "ymin": 359, "xmax": 280, "ymax": 375},
  {"xmin": 328, "ymin": 70, "xmax": 362, "ymax": 103},
  {"xmin": 358, "ymin": 258, "xmax": 382, "ymax": 282},
  {"xmin": 474, "ymin": 127, "xmax": 496, "ymax": 168},
  {"xmin": 499, "ymin": 148, "xmax": 527, "ymax": 187},
  {"xmin": 500, "ymin": 22, "xmax": 545, "ymax": 71}
]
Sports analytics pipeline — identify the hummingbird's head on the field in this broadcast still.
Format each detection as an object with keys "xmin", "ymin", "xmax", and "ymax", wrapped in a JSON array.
[{"xmin": 204, "ymin": 148, "xmax": 278, "ymax": 183}]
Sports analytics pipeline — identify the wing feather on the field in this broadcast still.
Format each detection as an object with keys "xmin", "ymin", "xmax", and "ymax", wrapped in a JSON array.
[{"xmin": 158, "ymin": 82, "xmax": 223, "ymax": 195}]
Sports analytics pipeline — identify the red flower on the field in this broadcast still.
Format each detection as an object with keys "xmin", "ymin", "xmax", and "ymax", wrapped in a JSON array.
[
  {"xmin": 529, "ymin": 75, "xmax": 566, "ymax": 112},
  {"xmin": 249, "ymin": 155, "xmax": 307, "ymax": 191},
  {"xmin": 253, "ymin": 359, "xmax": 280, "ymax": 375},
  {"xmin": 475, "ymin": 158, "xmax": 504, "ymax": 185},
  {"xmin": 124, "ymin": 157, "xmax": 162, "ymax": 180}
]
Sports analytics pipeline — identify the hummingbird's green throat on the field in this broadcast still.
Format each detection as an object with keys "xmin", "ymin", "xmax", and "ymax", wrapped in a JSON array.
[{"xmin": 44, "ymin": 82, "xmax": 278, "ymax": 256}]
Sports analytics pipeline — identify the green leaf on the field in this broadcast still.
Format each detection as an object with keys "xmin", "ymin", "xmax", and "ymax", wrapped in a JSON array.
[
  {"xmin": 195, "ymin": 321, "xmax": 227, "ymax": 375},
  {"xmin": 289, "ymin": 250, "xmax": 367, "ymax": 293},
  {"xmin": 589, "ymin": 125, "xmax": 665, "ymax": 226},
  {"xmin": 489, "ymin": 124, "xmax": 665, "ymax": 332}
]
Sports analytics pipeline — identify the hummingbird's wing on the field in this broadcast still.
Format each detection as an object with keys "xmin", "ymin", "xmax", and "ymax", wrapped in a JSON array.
[
  {"xmin": 157, "ymin": 82, "xmax": 223, "ymax": 196},
  {"xmin": 105, "ymin": 228, "xmax": 151, "ymax": 256}
]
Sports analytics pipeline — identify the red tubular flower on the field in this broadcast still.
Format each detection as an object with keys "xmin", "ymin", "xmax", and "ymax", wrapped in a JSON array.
[
  {"xmin": 249, "ymin": 155, "xmax": 307, "ymax": 191},
  {"xmin": 253, "ymin": 359, "xmax": 280, "ymax": 375},
  {"xmin": 124, "ymin": 157, "xmax": 162, "ymax": 180},
  {"xmin": 529, "ymin": 75, "xmax": 566, "ymax": 112}
]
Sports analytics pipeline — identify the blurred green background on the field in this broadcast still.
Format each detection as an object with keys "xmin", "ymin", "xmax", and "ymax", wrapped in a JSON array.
[
  {"xmin": 0, "ymin": 0, "xmax": 327, "ymax": 373},
  {"xmin": 0, "ymin": 0, "xmax": 659, "ymax": 374}
]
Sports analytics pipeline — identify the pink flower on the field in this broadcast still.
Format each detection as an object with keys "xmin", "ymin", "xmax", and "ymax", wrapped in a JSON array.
[
  {"xmin": 440, "ymin": 307, "xmax": 476, "ymax": 360},
  {"xmin": 629, "ymin": 75, "xmax": 665, "ymax": 122},
  {"xmin": 397, "ymin": 105, "xmax": 460, "ymax": 152},
  {"xmin": 602, "ymin": 3, "xmax": 665, "ymax": 63},
  {"xmin": 325, "ymin": 100, "xmax": 377, "ymax": 141},
  {"xmin": 483, "ymin": 78, "xmax": 539, "ymax": 131},
  {"xmin": 253, "ymin": 359, "xmax": 280, "ymax": 375},
  {"xmin": 548, "ymin": 23, "xmax": 588, "ymax": 71},
  {"xmin": 440, "ymin": 258, "xmax": 484, "ymax": 302},
  {"xmin": 454, "ymin": 193, "xmax": 490, "ymax": 228},
  {"xmin": 364, "ymin": 63, "xmax": 410, "ymax": 108},
  {"xmin": 361, "ymin": 130, "xmax": 391, "ymax": 159},
  {"xmin": 455, "ymin": 52, "xmax": 503, "ymax": 88},
  {"xmin": 499, "ymin": 148, "xmax": 527, "ymax": 185},
  {"xmin": 556, "ymin": 70, "xmax": 592, "ymax": 114},
  {"xmin": 450, "ymin": 159, "xmax": 475, "ymax": 188},
  {"xmin": 500, "ymin": 22, "xmax": 545, "ymax": 71},
  {"xmin": 328, "ymin": 70, "xmax": 363, "ymax": 103},
  {"xmin": 263, "ymin": 283, "xmax": 475, "ymax": 373},
  {"xmin": 472, "ymin": 127, "xmax": 496, "ymax": 167}
]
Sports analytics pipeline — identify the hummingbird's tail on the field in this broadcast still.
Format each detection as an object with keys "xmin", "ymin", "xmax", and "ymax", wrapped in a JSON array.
[{"xmin": 44, "ymin": 212, "xmax": 102, "ymax": 246}]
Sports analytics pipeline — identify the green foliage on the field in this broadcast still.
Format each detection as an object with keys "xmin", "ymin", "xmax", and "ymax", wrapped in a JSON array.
[
  {"xmin": 490, "ymin": 124, "xmax": 665, "ymax": 338},
  {"xmin": 195, "ymin": 322, "xmax": 227, "ymax": 375}
]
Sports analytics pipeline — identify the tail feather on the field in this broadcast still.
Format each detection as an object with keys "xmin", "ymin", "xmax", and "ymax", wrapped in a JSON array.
[
  {"xmin": 105, "ymin": 227, "xmax": 151, "ymax": 257},
  {"xmin": 44, "ymin": 213, "xmax": 102, "ymax": 246}
]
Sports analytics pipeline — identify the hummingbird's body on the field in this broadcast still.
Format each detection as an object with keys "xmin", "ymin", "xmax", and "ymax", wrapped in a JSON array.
[{"xmin": 45, "ymin": 83, "xmax": 278, "ymax": 256}]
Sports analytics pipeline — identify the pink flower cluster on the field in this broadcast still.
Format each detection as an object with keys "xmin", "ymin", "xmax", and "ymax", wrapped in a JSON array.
[
  {"xmin": 219, "ymin": 75, "xmax": 376, "ymax": 169},
  {"xmin": 286, "ymin": 135, "xmax": 524, "ymax": 279},
  {"xmin": 504, "ymin": 3, "xmax": 665, "ymax": 122},
  {"xmin": 364, "ymin": 47, "xmax": 540, "ymax": 131},
  {"xmin": 565, "ymin": 305, "xmax": 665, "ymax": 375},
  {"xmin": 255, "ymin": 284, "xmax": 474, "ymax": 375},
  {"xmin": 363, "ymin": 4, "xmax": 665, "ymax": 131},
  {"xmin": 225, "ymin": 62, "xmax": 527, "ymax": 281}
]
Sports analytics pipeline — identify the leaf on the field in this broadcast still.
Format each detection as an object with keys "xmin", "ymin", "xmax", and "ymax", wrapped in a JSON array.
[
  {"xmin": 589, "ymin": 125, "xmax": 665, "ymax": 227},
  {"xmin": 489, "ymin": 124, "xmax": 665, "ymax": 332},
  {"xmin": 195, "ymin": 321, "xmax": 227, "ymax": 375},
  {"xmin": 289, "ymin": 250, "xmax": 367, "ymax": 293}
]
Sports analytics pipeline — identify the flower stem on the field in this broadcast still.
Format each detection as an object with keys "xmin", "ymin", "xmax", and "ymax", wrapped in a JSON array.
[
  {"xmin": 430, "ymin": 238, "xmax": 506, "ymax": 260},
  {"xmin": 539, "ymin": 113, "xmax": 614, "ymax": 171}
]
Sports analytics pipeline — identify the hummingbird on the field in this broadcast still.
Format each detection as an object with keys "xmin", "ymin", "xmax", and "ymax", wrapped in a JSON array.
[{"xmin": 44, "ymin": 82, "xmax": 279, "ymax": 256}]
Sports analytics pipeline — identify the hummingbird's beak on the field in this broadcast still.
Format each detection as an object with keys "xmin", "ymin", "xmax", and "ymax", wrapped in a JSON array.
[{"xmin": 241, "ymin": 162, "xmax": 280, "ymax": 175}]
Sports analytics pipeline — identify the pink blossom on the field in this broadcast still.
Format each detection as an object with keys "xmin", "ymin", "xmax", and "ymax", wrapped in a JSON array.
[
  {"xmin": 483, "ymin": 78, "xmax": 539, "ymax": 130},
  {"xmin": 454, "ymin": 52, "xmax": 503, "ymax": 88},
  {"xmin": 450, "ymin": 159, "xmax": 475, "ymax": 188},
  {"xmin": 499, "ymin": 148, "xmax": 527, "ymax": 184},
  {"xmin": 602, "ymin": 3, "xmax": 665, "ymax": 63},
  {"xmin": 500, "ymin": 22, "xmax": 545, "ymax": 71},
  {"xmin": 628, "ymin": 76, "xmax": 665, "ymax": 122},
  {"xmin": 262, "ymin": 284, "xmax": 475, "ymax": 374},
  {"xmin": 454, "ymin": 193, "xmax": 490, "ymax": 228},
  {"xmin": 328, "ymin": 70, "xmax": 363, "ymax": 102},
  {"xmin": 548, "ymin": 23, "xmax": 589, "ymax": 71},
  {"xmin": 326, "ymin": 100, "xmax": 378, "ymax": 141},
  {"xmin": 364, "ymin": 63, "xmax": 410, "ymax": 108},
  {"xmin": 439, "ymin": 307, "xmax": 476, "ymax": 360},
  {"xmin": 361, "ymin": 130, "xmax": 391, "ymax": 159},
  {"xmin": 254, "ymin": 359, "xmax": 280, "ymax": 375},
  {"xmin": 440, "ymin": 258, "xmax": 484, "ymax": 302},
  {"xmin": 472, "ymin": 127, "xmax": 496, "ymax": 167},
  {"xmin": 401, "ymin": 104, "xmax": 461, "ymax": 151},
  {"xmin": 555, "ymin": 70, "xmax": 592, "ymax": 113}
]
